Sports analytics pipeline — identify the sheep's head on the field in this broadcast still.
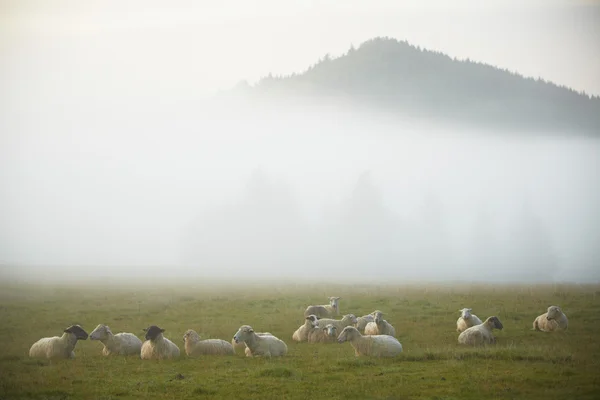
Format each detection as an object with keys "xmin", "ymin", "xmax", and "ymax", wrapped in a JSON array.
[
  {"xmin": 373, "ymin": 311, "xmax": 384, "ymax": 323},
  {"xmin": 487, "ymin": 316, "xmax": 503, "ymax": 330},
  {"xmin": 324, "ymin": 324, "xmax": 337, "ymax": 337},
  {"xmin": 183, "ymin": 329, "xmax": 200, "ymax": 344},
  {"xmin": 306, "ymin": 315, "xmax": 319, "ymax": 327},
  {"xmin": 143, "ymin": 325, "xmax": 165, "ymax": 340},
  {"xmin": 89, "ymin": 324, "xmax": 111, "ymax": 341},
  {"xmin": 329, "ymin": 297, "xmax": 341, "ymax": 308},
  {"xmin": 233, "ymin": 325, "xmax": 254, "ymax": 344},
  {"xmin": 546, "ymin": 306, "xmax": 562, "ymax": 320},
  {"xmin": 342, "ymin": 314, "xmax": 358, "ymax": 325},
  {"xmin": 459, "ymin": 308, "xmax": 473, "ymax": 320},
  {"xmin": 337, "ymin": 326, "xmax": 359, "ymax": 343},
  {"xmin": 65, "ymin": 324, "xmax": 88, "ymax": 340}
]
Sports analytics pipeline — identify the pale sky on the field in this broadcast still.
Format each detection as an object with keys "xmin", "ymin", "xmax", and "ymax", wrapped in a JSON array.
[{"xmin": 1, "ymin": 0, "xmax": 599, "ymax": 98}]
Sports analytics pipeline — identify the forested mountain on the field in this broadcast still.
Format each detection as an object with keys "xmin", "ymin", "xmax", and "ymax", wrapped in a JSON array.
[{"xmin": 237, "ymin": 37, "xmax": 600, "ymax": 135}]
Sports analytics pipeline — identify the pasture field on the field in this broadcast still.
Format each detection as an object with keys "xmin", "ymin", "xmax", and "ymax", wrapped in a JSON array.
[{"xmin": 0, "ymin": 280, "xmax": 599, "ymax": 400}]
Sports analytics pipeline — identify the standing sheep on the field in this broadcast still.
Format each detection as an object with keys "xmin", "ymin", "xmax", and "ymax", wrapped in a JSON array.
[
  {"xmin": 315, "ymin": 314, "xmax": 358, "ymax": 333},
  {"xmin": 89, "ymin": 324, "xmax": 143, "ymax": 356},
  {"xmin": 337, "ymin": 326, "xmax": 403, "ymax": 357},
  {"xmin": 456, "ymin": 308, "xmax": 483, "ymax": 333},
  {"xmin": 308, "ymin": 324, "xmax": 338, "ymax": 344},
  {"xmin": 292, "ymin": 315, "xmax": 320, "ymax": 342},
  {"xmin": 232, "ymin": 325, "xmax": 288, "ymax": 357},
  {"xmin": 532, "ymin": 305, "xmax": 568, "ymax": 332},
  {"xmin": 364, "ymin": 311, "xmax": 396, "ymax": 337},
  {"xmin": 304, "ymin": 297, "xmax": 341, "ymax": 318},
  {"xmin": 458, "ymin": 316, "xmax": 503, "ymax": 346},
  {"xmin": 140, "ymin": 325, "xmax": 180, "ymax": 360},
  {"xmin": 29, "ymin": 325, "xmax": 88, "ymax": 360},
  {"xmin": 182, "ymin": 329, "xmax": 234, "ymax": 356}
]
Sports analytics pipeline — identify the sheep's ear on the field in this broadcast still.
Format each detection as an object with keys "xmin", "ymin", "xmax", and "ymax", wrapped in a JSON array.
[
  {"xmin": 160, "ymin": 328, "xmax": 165, "ymax": 333},
  {"xmin": 142, "ymin": 328, "xmax": 148, "ymax": 332},
  {"xmin": 248, "ymin": 328, "xmax": 254, "ymax": 333}
]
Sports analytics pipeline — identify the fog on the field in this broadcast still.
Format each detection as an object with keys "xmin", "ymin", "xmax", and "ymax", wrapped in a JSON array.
[{"xmin": 1, "ymin": 98, "xmax": 599, "ymax": 283}]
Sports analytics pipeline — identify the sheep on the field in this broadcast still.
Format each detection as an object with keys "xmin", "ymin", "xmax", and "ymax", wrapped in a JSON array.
[
  {"xmin": 364, "ymin": 310, "xmax": 396, "ymax": 337},
  {"xmin": 337, "ymin": 326, "xmax": 403, "ymax": 357},
  {"xmin": 29, "ymin": 324, "xmax": 88, "ymax": 359},
  {"xmin": 182, "ymin": 329, "xmax": 234, "ymax": 356},
  {"xmin": 308, "ymin": 323, "xmax": 338, "ymax": 343},
  {"xmin": 232, "ymin": 325, "xmax": 287, "ymax": 357},
  {"xmin": 458, "ymin": 316, "xmax": 504, "ymax": 346},
  {"xmin": 231, "ymin": 331, "xmax": 273, "ymax": 355},
  {"xmin": 89, "ymin": 324, "xmax": 143, "ymax": 356},
  {"xmin": 140, "ymin": 325, "xmax": 180, "ymax": 359},
  {"xmin": 456, "ymin": 308, "xmax": 483, "ymax": 333},
  {"xmin": 304, "ymin": 297, "xmax": 341, "ymax": 318},
  {"xmin": 355, "ymin": 312, "xmax": 377, "ymax": 333},
  {"xmin": 292, "ymin": 314, "xmax": 320, "ymax": 342},
  {"xmin": 532, "ymin": 305, "xmax": 568, "ymax": 332},
  {"xmin": 315, "ymin": 314, "xmax": 358, "ymax": 334}
]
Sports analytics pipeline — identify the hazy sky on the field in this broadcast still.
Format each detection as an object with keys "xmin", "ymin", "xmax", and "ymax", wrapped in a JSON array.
[
  {"xmin": 1, "ymin": 1, "xmax": 599, "ymax": 283},
  {"xmin": 1, "ymin": 0, "xmax": 599, "ymax": 97}
]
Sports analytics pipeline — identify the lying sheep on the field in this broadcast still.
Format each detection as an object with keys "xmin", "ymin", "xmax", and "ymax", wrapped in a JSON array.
[
  {"xmin": 456, "ymin": 308, "xmax": 483, "ymax": 333},
  {"xmin": 304, "ymin": 297, "xmax": 340, "ymax": 318},
  {"xmin": 308, "ymin": 323, "xmax": 338, "ymax": 344},
  {"xmin": 29, "ymin": 324, "xmax": 88, "ymax": 359},
  {"xmin": 183, "ymin": 329, "xmax": 234, "ymax": 356},
  {"xmin": 140, "ymin": 325, "xmax": 180, "ymax": 359},
  {"xmin": 337, "ymin": 326, "xmax": 403, "ymax": 357},
  {"xmin": 316, "ymin": 314, "xmax": 358, "ymax": 334},
  {"xmin": 89, "ymin": 324, "xmax": 143, "ymax": 356},
  {"xmin": 533, "ymin": 305, "xmax": 568, "ymax": 332},
  {"xmin": 231, "ymin": 331, "xmax": 273, "ymax": 355},
  {"xmin": 232, "ymin": 325, "xmax": 287, "ymax": 357},
  {"xmin": 292, "ymin": 315, "xmax": 320, "ymax": 342},
  {"xmin": 458, "ymin": 316, "xmax": 503, "ymax": 346},
  {"xmin": 364, "ymin": 311, "xmax": 396, "ymax": 337},
  {"xmin": 355, "ymin": 312, "xmax": 377, "ymax": 333}
]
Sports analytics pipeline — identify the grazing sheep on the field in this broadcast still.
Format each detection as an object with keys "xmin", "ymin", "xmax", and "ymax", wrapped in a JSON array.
[
  {"xmin": 232, "ymin": 325, "xmax": 287, "ymax": 357},
  {"xmin": 29, "ymin": 325, "xmax": 88, "ymax": 359},
  {"xmin": 355, "ymin": 312, "xmax": 377, "ymax": 333},
  {"xmin": 304, "ymin": 297, "xmax": 341, "ymax": 318},
  {"xmin": 231, "ymin": 331, "xmax": 273, "ymax": 355},
  {"xmin": 182, "ymin": 329, "xmax": 234, "ymax": 356},
  {"xmin": 140, "ymin": 325, "xmax": 180, "ymax": 359},
  {"xmin": 364, "ymin": 311, "xmax": 396, "ymax": 337},
  {"xmin": 456, "ymin": 308, "xmax": 483, "ymax": 333},
  {"xmin": 308, "ymin": 323, "xmax": 338, "ymax": 344},
  {"xmin": 292, "ymin": 315, "xmax": 320, "ymax": 342},
  {"xmin": 89, "ymin": 324, "xmax": 143, "ymax": 356},
  {"xmin": 458, "ymin": 316, "xmax": 504, "ymax": 346},
  {"xmin": 337, "ymin": 326, "xmax": 403, "ymax": 357},
  {"xmin": 315, "ymin": 314, "xmax": 358, "ymax": 334},
  {"xmin": 533, "ymin": 306, "xmax": 568, "ymax": 332}
]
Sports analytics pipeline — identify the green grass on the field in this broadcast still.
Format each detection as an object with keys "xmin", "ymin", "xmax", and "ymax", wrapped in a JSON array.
[{"xmin": 0, "ymin": 281, "xmax": 599, "ymax": 399}]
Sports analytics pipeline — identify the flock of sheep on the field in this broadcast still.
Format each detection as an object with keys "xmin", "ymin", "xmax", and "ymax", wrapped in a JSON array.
[{"xmin": 28, "ymin": 297, "xmax": 569, "ymax": 360}]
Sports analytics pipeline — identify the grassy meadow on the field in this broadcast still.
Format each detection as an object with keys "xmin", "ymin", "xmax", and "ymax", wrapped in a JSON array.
[{"xmin": 0, "ymin": 280, "xmax": 599, "ymax": 400}]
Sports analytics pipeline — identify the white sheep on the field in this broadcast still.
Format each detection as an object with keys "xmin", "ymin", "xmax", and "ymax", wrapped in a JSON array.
[
  {"xmin": 532, "ymin": 305, "xmax": 568, "ymax": 332},
  {"xmin": 458, "ymin": 316, "xmax": 504, "ymax": 346},
  {"xmin": 355, "ymin": 312, "xmax": 377, "ymax": 333},
  {"xmin": 304, "ymin": 297, "xmax": 340, "ymax": 318},
  {"xmin": 89, "ymin": 324, "xmax": 143, "ymax": 356},
  {"xmin": 292, "ymin": 314, "xmax": 320, "ymax": 342},
  {"xmin": 182, "ymin": 329, "xmax": 234, "ymax": 356},
  {"xmin": 364, "ymin": 310, "xmax": 396, "ymax": 337},
  {"xmin": 232, "ymin": 325, "xmax": 288, "ymax": 357},
  {"xmin": 140, "ymin": 325, "xmax": 180, "ymax": 359},
  {"xmin": 337, "ymin": 326, "xmax": 403, "ymax": 357},
  {"xmin": 29, "ymin": 324, "xmax": 88, "ymax": 359},
  {"xmin": 315, "ymin": 314, "xmax": 358, "ymax": 334},
  {"xmin": 231, "ymin": 331, "xmax": 273, "ymax": 355},
  {"xmin": 308, "ymin": 323, "xmax": 338, "ymax": 344},
  {"xmin": 456, "ymin": 308, "xmax": 483, "ymax": 333}
]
